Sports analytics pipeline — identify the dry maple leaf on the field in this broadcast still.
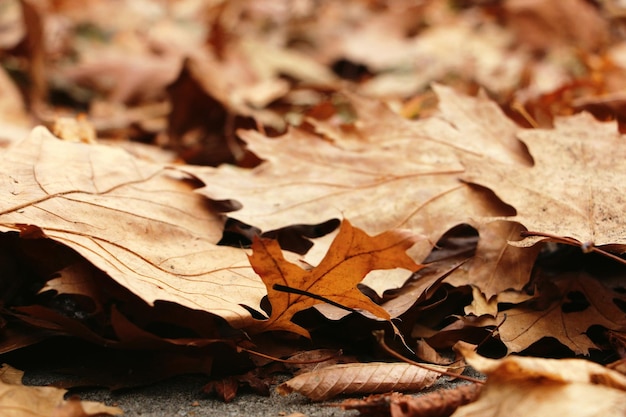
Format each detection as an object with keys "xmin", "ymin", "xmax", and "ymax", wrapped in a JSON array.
[
  {"xmin": 247, "ymin": 220, "xmax": 422, "ymax": 337},
  {"xmin": 0, "ymin": 126, "xmax": 266, "ymax": 328},
  {"xmin": 0, "ymin": 363, "xmax": 121, "ymax": 416},
  {"xmin": 277, "ymin": 362, "xmax": 444, "ymax": 401},
  {"xmin": 463, "ymin": 113, "xmax": 626, "ymax": 250},
  {"xmin": 452, "ymin": 346, "xmax": 626, "ymax": 417}
]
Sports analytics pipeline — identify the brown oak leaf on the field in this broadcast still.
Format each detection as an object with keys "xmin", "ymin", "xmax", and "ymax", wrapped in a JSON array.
[
  {"xmin": 463, "ymin": 113, "xmax": 626, "ymax": 250},
  {"xmin": 247, "ymin": 220, "xmax": 422, "ymax": 337}
]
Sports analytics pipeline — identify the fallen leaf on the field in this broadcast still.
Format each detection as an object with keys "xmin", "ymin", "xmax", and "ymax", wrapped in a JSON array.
[
  {"xmin": 192, "ymin": 86, "xmax": 523, "ymax": 267},
  {"xmin": 390, "ymin": 384, "xmax": 483, "ymax": 417},
  {"xmin": 335, "ymin": 391, "xmax": 405, "ymax": 416},
  {"xmin": 463, "ymin": 113, "xmax": 626, "ymax": 250},
  {"xmin": 247, "ymin": 220, "xmax": 422, "ymax": 337},
  {"xmin": 0, "ymin": 126, "xmax": 265, "ymax": 327},
  {"xmin": 335, "ymin": 385, "xmax": 482, "ymax": 417},
  {"xmin": 496, "ymin": 272, "xmax": 626, "ymax": 354},
  {"xmin": 445, "ymin": 220, "xmax": 541, "ymax": 299},
  {"xmin": 335, "ymin": 85, "xmax": 531, "ymax": 166},
  {"xmin": 452, "ymin": 347, "xmax": 626, "ymax": 417},
  {"xmin": 277, "ymin": 362, "xmax": 444, "ymax": 401},
  {"xmin": 0, "ymin": 363, "xmax": 121, "ymax": 416},
  {"xmin": 505, "ymin": 0, "xmax": 609, "ymax": 52}
]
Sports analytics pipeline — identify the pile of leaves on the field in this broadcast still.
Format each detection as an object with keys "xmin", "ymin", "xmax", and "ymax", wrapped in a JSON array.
[{"xmin": 1, "ymin": 0, "xmax": 626, "ymax": 415}]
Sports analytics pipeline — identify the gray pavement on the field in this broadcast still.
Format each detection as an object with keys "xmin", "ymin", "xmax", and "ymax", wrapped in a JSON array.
[
  {"xmin": 24, "ymin": 369, "xmax": 483, "ymax": 416},
  {"xmin": 24, "ymin": 373, "xmax": 358, "ymax": 417}
]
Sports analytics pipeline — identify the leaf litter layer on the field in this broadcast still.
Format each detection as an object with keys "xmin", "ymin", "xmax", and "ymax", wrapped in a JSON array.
[{"xmin": 1, "ymin": 0, "xmax": 626, "ymax": 415}]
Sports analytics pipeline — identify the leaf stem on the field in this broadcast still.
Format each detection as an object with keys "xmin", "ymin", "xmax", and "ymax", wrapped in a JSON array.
[
  {"xmin": 374, "ymin": 331, "xmax": 485, "ymax": 385},
  {"xmin": 521, "ymin": 231, "xmax": 626, "ymax": 266},
  {"xmin": 238, "ymin": 346, "xmax": 343, "ymax": 364}
]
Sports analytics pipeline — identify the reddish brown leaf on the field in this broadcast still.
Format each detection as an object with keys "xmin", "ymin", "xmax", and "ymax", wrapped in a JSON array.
[
  {"xmin": 247, "ymin": 219, "xmax": 422, "ymax": 337},
  {"xmin": 390, "ymin": 384, "xmax": 482, "ymax": 417}
]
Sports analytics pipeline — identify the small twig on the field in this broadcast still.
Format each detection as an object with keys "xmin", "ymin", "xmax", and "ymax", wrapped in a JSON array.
[
  {"xmin": 374, "ymin": 331, "xmax": 485, "ymax": 385},
  {"xmin": 476, "ymin": 313, "xmax": 507, "ymax": 350},
  {"xmin": 238, "ymin": 346, "xmax": 343, "ymax": 364}
]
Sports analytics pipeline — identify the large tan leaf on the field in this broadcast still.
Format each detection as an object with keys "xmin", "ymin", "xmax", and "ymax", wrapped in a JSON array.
[
  {"xmin": 247, "ymin": 220, "xmax": 421, "ymax": 337},
  {"xmin": 277, "ymin": 362, "xmax": 444, "ymax": 401},
  {"xmin": 0, "ymin": 126, "xmax": 265, "ymax": 327},
  {"xmin": 192, "ymin": 87, "xmax": 526, "ymax": 264},
  {"xmin": 0, "ymin": 364, "xmax": 122, "ymax": 416},
  {"xmin": 463, "ymin": 113, "xmax": 626, "ymax": 249},
  {"xmin": 339, "ymin": 84, "xmax": 532, "ymax": 166},
  {"xmin": 452, "ymin": 347, "xmax": 626, "ymax": 417}
]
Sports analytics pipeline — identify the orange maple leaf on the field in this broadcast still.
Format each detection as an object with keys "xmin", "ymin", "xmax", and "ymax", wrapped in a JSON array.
[{"xmin": 247, "ymin": 219, "xmax": 423, "ymax": 337}]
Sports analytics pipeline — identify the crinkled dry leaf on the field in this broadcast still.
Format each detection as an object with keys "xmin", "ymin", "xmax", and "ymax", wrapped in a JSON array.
[
  {"xmin": 444, "ymin": 220, "xmax": 540, "ymax": 299},
  {"xmin": 0, "ymin": 126, "xmax": 265, "ymax": 328},
  {"xmin": 335, "ymin": 385, "xmax": 482, "ymax": 417},
  {"xmin": 0, "ymin": 364, "xmax": 122, "ymax": 416},
  {"xmin": 248, "ymin": 219, "xmax": 421, "ymax": 337},
  {"xmin": 334, "ymin": 85, "xmax": 531, "ymax": 166},
  {"xmin": 452, "ymin": 347, "xmax": 626, "ymax": 417},
  {"xmin": 496, "ymin": 272, "xmax": 626, "ymax": 354},
  {"xmin": 277, "ymin": 362, "xmax": 444, "ymax": 401},
  {"xmin": 390, "ymin": 384, "xmax": 483, "ymax": 417},
  {"xmin": 463, "ymin": 113, "xmax": 626, "ymax": 250}
]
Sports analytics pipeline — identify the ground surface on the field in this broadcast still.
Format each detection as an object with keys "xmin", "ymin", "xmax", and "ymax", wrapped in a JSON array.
[
  {"xmin": 25, "ymin": 373, "xmax": 357, "ymax": 417},
  {"xmin": 24, "ymin": 370, "xmax": 481, "ymax": 416}
]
